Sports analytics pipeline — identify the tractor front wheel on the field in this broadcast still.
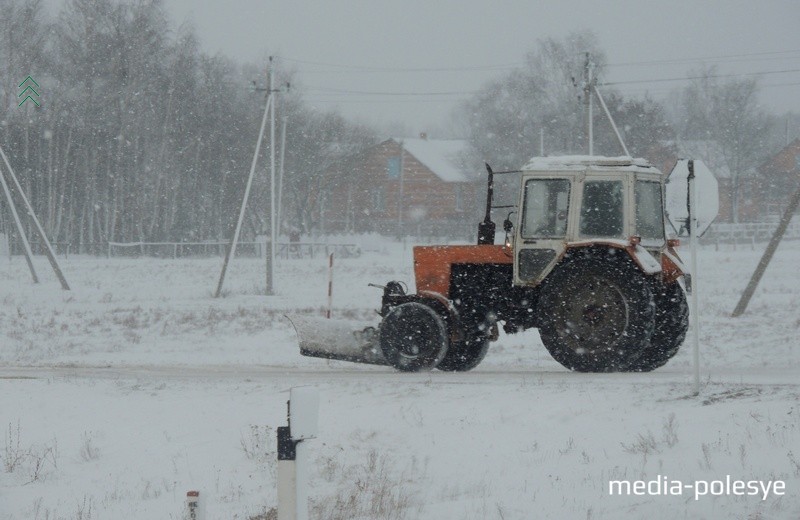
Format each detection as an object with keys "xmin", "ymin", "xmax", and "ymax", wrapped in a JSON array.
[
  {"xmin": 379, "ymin": 302, "xmax": 448, "ymax": 372},
  {"xmin": 436, "ymin": 333, "xmax": 490, "ymax": 372},
  {"xmin": 538, "ymin": 258, "xmax": 655, "ymax": 372}
]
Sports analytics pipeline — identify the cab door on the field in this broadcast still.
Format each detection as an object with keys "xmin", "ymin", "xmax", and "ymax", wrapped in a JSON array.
[{"xmin": 513, "ymin": 175, "xmax": 573, "ymax": 286}]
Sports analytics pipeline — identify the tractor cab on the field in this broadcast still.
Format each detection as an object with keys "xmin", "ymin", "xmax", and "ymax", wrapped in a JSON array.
[{"xmin": 511, "ymin": 156, "xmax": 666, "ymax": 286}]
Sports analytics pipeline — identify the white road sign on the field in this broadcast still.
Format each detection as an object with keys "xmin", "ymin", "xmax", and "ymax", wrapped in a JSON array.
[{"xmin": 665, "ymin": 159, "xmax": 719, "ymax": 237}]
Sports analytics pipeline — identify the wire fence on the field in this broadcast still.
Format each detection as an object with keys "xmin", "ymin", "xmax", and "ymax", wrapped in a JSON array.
[
  {"xmin": 107, "ymin": 241, "xmax": 361, "ymax": 259},
  {"xmin": 701, "ymin": 220, "xmax": 800, "ymax": 248},
  {"xmin": 3, "ymin": 239, "xmax": 361, "ymax": 259},
  {"xmin": 4, "ymin": 218, "xmax": 799, "ymax": 260}
]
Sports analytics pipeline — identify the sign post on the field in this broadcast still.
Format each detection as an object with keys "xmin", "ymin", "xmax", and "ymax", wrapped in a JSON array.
[
  {"xmin": 666, "ymin": 159, "xmax": 719, "ymax": 396},
  {"xmin": 688, "ymin": 161, "xmax": 701, "ymax": 396}
]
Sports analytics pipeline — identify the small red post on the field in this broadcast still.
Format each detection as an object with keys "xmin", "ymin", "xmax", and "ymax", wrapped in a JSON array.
[{"xmin": 326, "ymin": 253, "xmax": 334, "ymax": 319}]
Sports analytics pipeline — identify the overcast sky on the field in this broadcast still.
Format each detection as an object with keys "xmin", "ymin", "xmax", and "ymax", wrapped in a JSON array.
[{"xmin": 52, "ymin": 0, "xmax": 800, "ymax": 135}]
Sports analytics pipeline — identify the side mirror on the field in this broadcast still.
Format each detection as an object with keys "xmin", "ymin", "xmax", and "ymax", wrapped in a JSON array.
[
  {"xmin": 503, "ymin": 212, "xmax": 515, "ymax": 248},
  {"xmin": 503, "ymin": 211, "xmax": 515, "ymax": 233}
]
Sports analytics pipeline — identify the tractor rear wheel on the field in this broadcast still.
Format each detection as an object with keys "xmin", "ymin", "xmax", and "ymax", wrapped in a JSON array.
[
  {"xmin": 626, "ymin": 282, "xmax": 688, "ymax": 372},
  {"xmin": 379, "ymin": 302, "xmax": 448, "ymax": 372},
  {"xmin": 538, "ymin": 258, "xmax": 655, "ymax": 372},
  {"xmin": 436, "ymin": 334, "xmax": 490, "ymax": 372}
]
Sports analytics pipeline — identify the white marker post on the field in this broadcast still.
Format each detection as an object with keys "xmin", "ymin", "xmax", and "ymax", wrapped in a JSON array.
[
  {"xmin": 277, "ymin": 387, "xmax": 319, "ymax": 520},
  {"xmin": 185, "ymin": 490, "xmax": 204, "ymax": 520}
]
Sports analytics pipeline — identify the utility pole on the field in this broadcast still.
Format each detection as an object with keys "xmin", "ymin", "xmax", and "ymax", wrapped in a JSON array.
[
  {"xmin": 215, "ymin": 77, "xmax": 272, "ymax": 298},
  {"xmin": 0, "ymin": 149, "xmax": 38, "ymax": 283},
  {"xmin": 583, "ymin": 52, "xmax": 594, "ymax": 156},
  {"xmin": 216, "ymin": 59, "xmax": 287, "ymax": 298},
  {"xmin": 267, "ymin": 56, "xmax": 277, "ymax": 295},
  {"xmin": 540, "ymin": 127, "xmax": 544, "ymax": 156},
  {"xmin": 265, "ymin": 58, "xmax": 291, "ymax": 295},
  {"xmin": 277, "ymin": 116, "xmax": 288, "ymax": 239},
  {"xmin": 593, "ymin": 85, "xmax": 630, "ymax": 156},
  {"xmin": 576, "ymin": 52, "xmax": 631, "ymax": 157},
  {"xmin": 397, "ymin": 140, "xmax": 405, "ymax": 237},
  {"xmin": 0, "ymin": 145, "xmax": 70, "ymax": 290},
  {"xmin": 731, "ymin": 185, "xmax": 800, "ymax": 317}
]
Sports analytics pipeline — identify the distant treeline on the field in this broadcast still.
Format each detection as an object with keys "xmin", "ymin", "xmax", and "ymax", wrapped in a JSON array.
[{"xmin": 0, "ymin": 0, "xmax": 375, "ymax": 250}]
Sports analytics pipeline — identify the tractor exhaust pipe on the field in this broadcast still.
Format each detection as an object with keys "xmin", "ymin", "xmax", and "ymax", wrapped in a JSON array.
[
  {"xmin": 478, "ymin": 163, "xmax": 521, "ymax": 245},
  {"xmin": 478, "ymin": 163, "xmax": 496, "ymax": 245}
]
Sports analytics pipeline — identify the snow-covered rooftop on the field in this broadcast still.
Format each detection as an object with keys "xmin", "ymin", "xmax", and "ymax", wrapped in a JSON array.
[{"xmin": 394, "ymin": 138, "xmax": 471, "ymax": 182}]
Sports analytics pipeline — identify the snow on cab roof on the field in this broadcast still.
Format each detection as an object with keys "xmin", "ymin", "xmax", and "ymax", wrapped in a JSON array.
[{"xmin": 522, "ymin": 155, "xmax": 657, "ymax": 172}]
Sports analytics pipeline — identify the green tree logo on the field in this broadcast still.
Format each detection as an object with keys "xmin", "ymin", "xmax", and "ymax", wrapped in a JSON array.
[{"xmin": 18, "ymin": 76, "xmax": 40, "ymax": 107}]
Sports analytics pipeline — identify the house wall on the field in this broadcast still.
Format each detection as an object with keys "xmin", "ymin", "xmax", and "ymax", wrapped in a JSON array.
[
  {"xmin": 756, "ymin": 138, "xmax": 800, "ymax": 220},
  {"xmin": 321, "ymin": 139, "xmax": 481, "ymax": 237}
]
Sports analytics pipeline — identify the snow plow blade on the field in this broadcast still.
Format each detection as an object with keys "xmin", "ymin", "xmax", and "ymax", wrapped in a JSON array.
[{"xmin": 285, "ymin": 314, "xmax": 388, "ymax": 366}]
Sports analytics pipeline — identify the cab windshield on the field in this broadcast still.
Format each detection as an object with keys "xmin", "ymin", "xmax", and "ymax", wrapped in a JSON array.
[{"xmin": 579, "ymin": 180, "xmax": 624, "ymax": 237}]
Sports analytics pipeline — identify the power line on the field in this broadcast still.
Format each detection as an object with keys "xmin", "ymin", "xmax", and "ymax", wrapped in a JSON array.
[
  {"xmin": 278, "ymin": 56, "xmax": 518, "ymax": 73},
  {"xmin": 300, "ymin": 67, "xmax": 800, "ymax": 99},
  {"xmin": 281, "ymin": 51, "xmax": 800, "ymax": 74},
  {"xmin": 304, "ymin": 86, "xmax": 478, "ymax": 97},
  {"xmin": 607, "ymin": 49, "xmax": 800, "ymax": 68},
  {"xmin": 600, "ymin": 79, "xmax": 800, "ymax": 98},
  {"xmin": 601, "ymin": 68, "xmax": 800, "ymax": 86},
  {"xmin": 305, "ymin": 97, "xmax": 474, "ymax": 105}
]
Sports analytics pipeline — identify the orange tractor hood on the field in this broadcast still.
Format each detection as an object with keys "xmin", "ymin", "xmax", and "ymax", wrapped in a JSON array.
[{"xmin": 413, "ymin": 245, "xmax": 513, "ymax": 297}]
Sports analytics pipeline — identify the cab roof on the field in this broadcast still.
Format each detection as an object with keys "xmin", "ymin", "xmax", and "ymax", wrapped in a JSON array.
[{"xmin": 522, "ymin": 155, "xmax": 660, "ymax": 175}]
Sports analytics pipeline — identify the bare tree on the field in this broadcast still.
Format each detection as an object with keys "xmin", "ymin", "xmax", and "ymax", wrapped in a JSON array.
[
  {"xmin": 458, "ymin": 30, "xmax": 608, "ymax": 171},
  {"xmin": 676, "ymin": 67, "xmax": 776, "ymax": 223}
]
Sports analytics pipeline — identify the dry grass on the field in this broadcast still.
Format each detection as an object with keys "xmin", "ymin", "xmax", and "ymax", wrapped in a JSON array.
[
  {"xmin": 311, "ymin": 449, "xmax": 420, "ymax": 520},
  {"xmin": 3, "ymin": 421, "xmax": 59, "ymax": 484}
]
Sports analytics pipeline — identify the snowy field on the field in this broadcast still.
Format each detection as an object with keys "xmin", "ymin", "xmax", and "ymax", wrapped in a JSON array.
[{"xmin": 0, "ymin": 238, "xmax": 798, "ymax": 519}]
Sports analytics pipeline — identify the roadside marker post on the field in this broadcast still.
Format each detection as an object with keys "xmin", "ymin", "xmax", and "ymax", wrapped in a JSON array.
[
  {"xmin": 277, "ymin": 387, "xmax": 319, "ymax": 520},
  {"xmin": 185, "ymin": 490, "xmax": 203, "ymax": 520}
]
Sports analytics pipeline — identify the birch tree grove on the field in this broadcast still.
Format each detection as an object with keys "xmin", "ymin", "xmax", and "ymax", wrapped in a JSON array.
[{"xmin": 0, "ymin": 0, "xmax": 376, "ymax": 251}]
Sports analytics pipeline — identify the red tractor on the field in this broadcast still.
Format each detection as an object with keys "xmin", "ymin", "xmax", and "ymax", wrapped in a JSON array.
[{"xmin": 289, "ymin": 156, "xmax": 689, "ymax": 372}]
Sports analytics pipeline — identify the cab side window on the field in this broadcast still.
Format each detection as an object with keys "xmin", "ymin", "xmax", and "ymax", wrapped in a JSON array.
[
  {"xmin": 521, "ymin": 179, "xmax": 570, "ymax": 238},
  {"xmin": 635, "ymin": 181, "xmax": 664, "ymax": 240}
]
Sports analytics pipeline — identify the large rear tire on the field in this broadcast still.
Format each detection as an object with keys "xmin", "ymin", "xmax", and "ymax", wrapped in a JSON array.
[
  {"xmin": 379, "ymin": 302, "xmax": 448, "ymax": 372},
  {"xmin": 626, "ymin": 282, "xmax": 688, "ymax": 372},
  {"xmin": 538, "ymin": 258, "xmax": 655, "ymax": 372},
  {"xmin": 436, "ymin": 334, "xmax": 490, "ymax": 372}
]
